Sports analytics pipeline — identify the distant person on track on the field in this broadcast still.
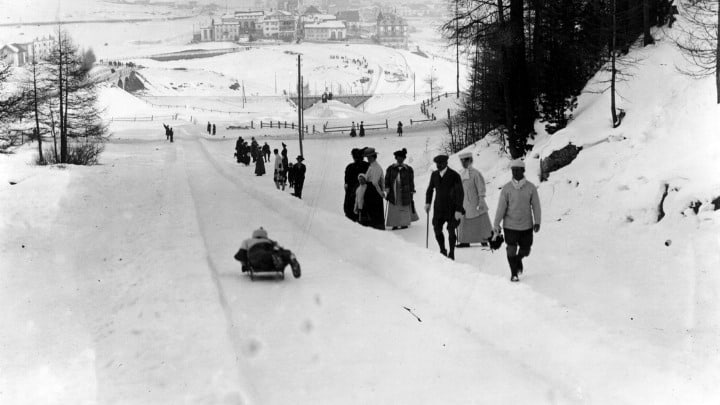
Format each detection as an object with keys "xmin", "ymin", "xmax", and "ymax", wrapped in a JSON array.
[
  {"xmin": 493, "ymin": 159, "xmax": 541, "ymax": 282},
  {"xmin": 168, "ymin": 127, "xmax": 174, "ymax": 143},
  {"xmin": 274, "ymin": 149, "xmax": 286, "ymax": 190},
  {"xmin": 251, "ymin": 138, "xmax": 260, "ymax": 163},
  {"xmin": 363, "ymin": 147, "xmax": 386, "ymax": 230},
  {"xmin": 234, "ymin": 227, "xmax": 301, "ymax": 278},
  {"xmin": 293, "ymin": 155, "xmax": 306, "ymax": 199},
  {"xmin": 359, "ymin": 121, "xmax": 365, "ymax": 137},
  {"xmin": 212, "ymin": 124, "xmax": 216, "ymax": 135},
  {"xmin": 262, "ymin": 142, "xmax": 271, "ymax": 162},
  {"xmin": 397, "ymin": 121, "xmax": 403, "ymax": 137},
  {"xmin": 425, "ymin": 154, "xmax": 464, "ymax": 260},
  {"xmin": 163, "ymin": 123, "xmax": 170, "ymax": 141},
  {"xmin": 207, "ymin": 122, "xmax": 211, "ymax": 134},
  {"xmin": 385, "ymin": 148, "xmax": 416, "ymax": 230},
  {"xmin": 456, "ymin": 152, "xmax": 493, "ymax": 248},
  {"xmin": 350, "ymin": 121, "xmax": 357, "ymax": 138},
  {"xmin": 281, "ymin": 149, "xmax": 289, "ymax": 189},
  {"xmin": 255, "ymin": 151, "xmax": 266, "ymax": 176},
  {"xmin": 344, "ymin": 148, "xmax": 370, "ymax": 222}
]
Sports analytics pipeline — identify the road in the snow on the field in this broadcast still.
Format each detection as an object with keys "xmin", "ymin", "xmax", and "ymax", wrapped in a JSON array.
[{"xmin": 174, "ymin": 126, "xmax": 571, "ymax": 404}]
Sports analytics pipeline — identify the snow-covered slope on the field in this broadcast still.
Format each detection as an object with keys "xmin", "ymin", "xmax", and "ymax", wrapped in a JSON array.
[{"xmin": 1, "ymin": 24, "xmax": 719, "ymax": 405}]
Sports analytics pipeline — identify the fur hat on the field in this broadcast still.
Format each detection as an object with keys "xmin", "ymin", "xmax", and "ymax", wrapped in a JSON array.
[
  {"xmin": 510, "ymin": 159, "xmax": 525, "ymax": 168},
  {"xmin": 296, "ymin": 155, "xmax": 304, "ymax": 161},
  {"xmin": 252, "ymin": 227, "xmax": 268, "ymax": 239},
  {"xmin": 458, "ymin": 151, "xmax": 473, "ymax": 160},
  {"xmin": 393, "ymin": 148, "xmax": 407, "ymax": 158}
]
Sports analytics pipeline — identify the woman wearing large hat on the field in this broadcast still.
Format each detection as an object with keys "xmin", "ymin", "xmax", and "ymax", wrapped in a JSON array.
[
  {"xmin": 362, "ymin": 147, "xmax": 386, "ymax": 230},
  {"xmin": 385, "ymin": 148, "xmax": 417, "ymax": 229},
  {"xmin": 456, "ymin": 151, "xmax": 493, "ymax": 247}
]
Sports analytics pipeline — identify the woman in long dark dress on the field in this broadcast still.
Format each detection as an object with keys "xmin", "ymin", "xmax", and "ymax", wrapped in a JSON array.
[{"xmin": 362, "ymin": 147, "xmax": 385, "ymax": 230}]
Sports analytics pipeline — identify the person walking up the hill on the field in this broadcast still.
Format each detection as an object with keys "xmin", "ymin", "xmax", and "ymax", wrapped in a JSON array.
[
  {"xmin": 350, "ymin": 121, "xmax": 357, "ymax": 138},
  {"xmin": 262, "ymin": 142, "xmax": 271, "ymax": 162},
  {"xmin": 456, "ymin": 152, "xmax": 492, "ymax": 247},
  {"xmin": 212, "ymin": 124, "xmax": 216, "ymax": 135},
  {"xmin": 425, "ymin": 154, "xmax": 464, "ymax": 260},
  {"xmin": 363, "ymin": 147, "xmax": 385, "ymax": 230},
  {"xmin": 168, "ymin": 127, "xmax": 174, "ymax": 143},
  {"xmin": 281, "ymin": 149, "xmax": 289, "ymax": 190},
  {"xmin": 273, "ymin": 149, "xmax": 285, "ymax": 190},
  {"xmin": 255, "ymin": 150, "xmax": 266, "ymax": 176},
  {"xmin": 293, "ymin": 155, "xmax": 306, "ymax": 199},
  {"xmin": 359, "ymin": 121, "xmax": 365, "ymax": 137},
  {"xmin": 207, "ymin": 122, "xmax": 211, "ymax": 134},
  {"xmin": 385, "ymin": 148, "xmax": 416, "ymax": 230},
  {"xmin": 397, "ymin": 121, "xmax": 403, "ymax": 137},
  {"xmin": 344, "ymin": 148, "xmax": 370, "ymax": 222},
  {"xmin": 493, "ymin": 159, "xmax": 541, "ymax": 282}
]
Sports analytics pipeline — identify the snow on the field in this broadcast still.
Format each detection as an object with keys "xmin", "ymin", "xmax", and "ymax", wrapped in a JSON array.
[{"xmin": 2, "ymin": 15, "xmax": 720, "ymax": 405}]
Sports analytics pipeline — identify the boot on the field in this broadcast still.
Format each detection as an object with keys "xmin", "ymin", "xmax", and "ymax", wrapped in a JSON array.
[
  {"xmin": 448, "ymin": 249, "xmax": 455, "ymax": 260},
  {"xmin": 440, "ymin": 249, "xmax": 447, "ymax": 257}
]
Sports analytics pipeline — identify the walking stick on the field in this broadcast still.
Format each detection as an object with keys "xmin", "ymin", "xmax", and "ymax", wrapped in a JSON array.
[{"xmin": 425, "ymin": 211, "xmax": 430, "ymax": 248}]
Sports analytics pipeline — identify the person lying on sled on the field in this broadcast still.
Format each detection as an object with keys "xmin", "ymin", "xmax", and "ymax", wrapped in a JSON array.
[{"xmin": 234, "ymin": 227, "xmax": 301, "ymax": 278}]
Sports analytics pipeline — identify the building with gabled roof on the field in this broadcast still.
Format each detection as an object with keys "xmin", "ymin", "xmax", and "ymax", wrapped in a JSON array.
[{"xmin": 376, "ymin": 11, "xmax": 408, "ymax": 49}]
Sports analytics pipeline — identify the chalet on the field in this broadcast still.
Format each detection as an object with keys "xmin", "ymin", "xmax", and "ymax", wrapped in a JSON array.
[
  {"xmin": 376, "ymin": 11, "xmax": 408, "ymax": 49},
  {"xmin": 1, "ymin": 44, "xmax": 25, "ymax": 67},
  {"xmin": 336, "ymin": 10, "xmax": 360, "ymax": 31}
]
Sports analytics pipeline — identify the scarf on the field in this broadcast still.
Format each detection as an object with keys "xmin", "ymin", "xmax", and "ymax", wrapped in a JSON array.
[{"xmin": 511, "ymin": 178, "xmax": 527, "ymax": 190}]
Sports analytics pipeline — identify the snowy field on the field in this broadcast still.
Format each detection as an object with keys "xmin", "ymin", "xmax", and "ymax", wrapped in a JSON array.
[{"xmin": 2, "ymin": 7, "xmax": 720, "ymax": 405}]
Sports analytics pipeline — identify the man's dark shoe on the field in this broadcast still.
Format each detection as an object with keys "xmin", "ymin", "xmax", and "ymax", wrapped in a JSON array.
[
  {"xmin": 456, "ymin": 243, "xmax": 470, "ymax": 248},
  {"xmin": 448, "ymin": 250, "xmax": 455, "ymax": 260},
  {"xmin": 440, "ymin": 249, "xmax": 447, "ymax": 257}
]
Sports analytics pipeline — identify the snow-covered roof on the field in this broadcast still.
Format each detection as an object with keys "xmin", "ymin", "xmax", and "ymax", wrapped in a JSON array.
[
  {"xmin": 1, "ymin": 44, "xmax": 21, "ymax": 53},
  {"xmin": 304, "ymin": 21, "xmax": 346, "ymax": 29}
]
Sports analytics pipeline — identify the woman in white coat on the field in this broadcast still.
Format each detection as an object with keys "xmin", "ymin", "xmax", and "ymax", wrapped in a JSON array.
[{"xmin": 456, "ymin": 152, "xmax": 493, "ymax": 247}]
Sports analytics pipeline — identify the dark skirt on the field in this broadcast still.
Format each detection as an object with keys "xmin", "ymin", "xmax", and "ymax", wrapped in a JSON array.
[{"xmin": 363, "ymin": 184, "xmax": 385, "ymax": 230}]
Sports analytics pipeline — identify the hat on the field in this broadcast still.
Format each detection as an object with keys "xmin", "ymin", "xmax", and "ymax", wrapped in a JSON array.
[
  {"xmin": 510, "ymin": 159, "xmax": 525, "ymax": 169},
  {"xmin": 393, "ymin": 148, "xmax": 407, "ymax": 158},
  {"xmin": 458, "ymin": 151, "xmax": 473, "ymax": 160},
  {"xmin": 363, "ymin": 147, "xmax": 378, "ymax": 157},
  {"xmin": 296, "ymin": 155, "xmax": 304, "ymax": 161},
  {"xmin": 433, "ymin": 154, "xmax": 449, "ymax": 164},
  {"xmin": 252, "ymin": 227, "xmax": 268, "ymax": 239}
]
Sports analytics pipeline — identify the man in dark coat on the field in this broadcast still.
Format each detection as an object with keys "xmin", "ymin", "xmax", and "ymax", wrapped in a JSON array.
[
  {"xmin": 235, "ymin": 136, "xmax": 244, "ymax": 163},
  {"xmin": 344, "ymin": 148, "xmax": 370, "ymax": 221},
  {"xmin": 262, "ymin": 142, "xmax": 271, "ymax": 162},
  {"xmin": 207, "ymin": 122, "xmax": 211, "ymax": 134},
  {"xmin": 251, "ymin": 138, "xmax": 259, "ymax": 163},
  {"xmin": 425, "ymin": 154, "xmax": 465, "ymax": 259},
  {"xmin": 212, "ymin": 124, "xmax": 216, "ymax": 135},
  {"xmin": 293, "ymin": 155, "xmax": 307, "ymax": 199},
  {"xmin": 359, "ymin": 121, "xmax": 365, "ymax": 137}
]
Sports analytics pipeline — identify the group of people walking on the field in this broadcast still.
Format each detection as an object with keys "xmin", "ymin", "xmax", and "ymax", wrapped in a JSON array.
[
  {"xmin": 207, "ymin": 122, "xmax": 216, "ymax": 136},
  {"xmin": 344, "ymin": 148, "xmax": 541, "ymax": 282},
  {"xmin": 273, "ymin": 143, "xmax": 306, "ymax": 199},
  {"xmin": 234, "ymin": 138, "xmax": 306, "ymax": 199},
  {"xmin": 424, "ymin": 154, "xmax": 541, "ymax": 281},
  {"xmin": 343, "ymin": 147, "xmax": 419, "ymax": 231},
  {"xmin": 162, "ymin": 123, "xmax": 174, "ymax": 142}
]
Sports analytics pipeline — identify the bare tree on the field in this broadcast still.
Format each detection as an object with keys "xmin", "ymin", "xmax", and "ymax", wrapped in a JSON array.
[{"xmin": 675, "ymin": 0, "xmax": 720, "ymax": 103}]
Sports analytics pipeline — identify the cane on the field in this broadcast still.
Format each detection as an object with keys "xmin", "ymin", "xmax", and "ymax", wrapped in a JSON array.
[{"xmin": 425, "ymin": 211, "xmax": 429, "ymax": 248}]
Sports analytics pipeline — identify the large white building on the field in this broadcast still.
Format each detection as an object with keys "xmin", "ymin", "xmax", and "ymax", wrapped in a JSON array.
[
  {"xmin": 303, "ymin": 20, "xmax": 346, "ymax": 41},
  {"xmin": 0, "ymin": 36, "xmax": 56, "ymax": 67},
  {"xmin": 262, "ymin": 10, "xmax": 298, "ymax": 40}
]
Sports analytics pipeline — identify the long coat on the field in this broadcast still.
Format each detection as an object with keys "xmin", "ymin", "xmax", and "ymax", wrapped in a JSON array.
[
  {"xmin": 425, "ymin": 168, "xmax": 465, "ymax": 221},
  {"xmin": 461, "ymin": 167, "xmax": 488, "ymax": 219},
  {"xmin": 344, "ymin": 161, "xmax": 370, "ymax": 220},
  {"xmin": 385, "ymin": 163, "xmax": 415, "ymax": 206}
]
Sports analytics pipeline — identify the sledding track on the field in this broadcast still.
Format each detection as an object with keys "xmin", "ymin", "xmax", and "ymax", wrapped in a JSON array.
[{"xmin": 173, "ymin": 125, "xmax": 578, "ymax": 404}]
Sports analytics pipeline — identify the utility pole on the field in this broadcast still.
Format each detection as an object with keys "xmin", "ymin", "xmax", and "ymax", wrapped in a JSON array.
[
  {"xmin": 274, "ymin": 72, "xmax": 277, "ymax": 94},
  {"xmin": 413, "ymin": 72, "xmax": 416, "ymax": 101},
  {"xmin": 456, "ymin": 0, "xmax": 460, "ymax": 98},
  {"xmin": 297, "ymin": 54, "xmax": 304, "ymax": 156},
  {"xmin": 242, "ymin": 80, "xmax": 246, "ymax": 108}
]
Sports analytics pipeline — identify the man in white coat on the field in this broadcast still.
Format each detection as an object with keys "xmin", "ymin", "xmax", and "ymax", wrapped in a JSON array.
[{"xmin": 456, "ymin": 152, "xmax": 493, "ymax": 247}]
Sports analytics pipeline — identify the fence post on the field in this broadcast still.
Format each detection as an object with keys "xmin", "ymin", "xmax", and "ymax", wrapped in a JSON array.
[
  {"xmin": 385, "ymin": 119, "xmax": 388, "ymax": 129},
  {"xmin": 251, "ymin": 120, "xmax": 254, "ymax": 129},
  {"xmin": 313, "ymin": 125, "xmax": 315, "ymax": 133},
  {"xmin": 410, "ymin": 119, "xmax": 413, "ymax": 126},
  {"xmin": 292, "ymin": 123, "xmax": 295, "ymax": 129},
  {"xmin": 151, "ymin": 115, "xmax": 154, "ymax": 121}
]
